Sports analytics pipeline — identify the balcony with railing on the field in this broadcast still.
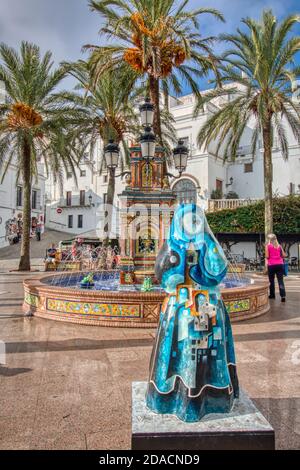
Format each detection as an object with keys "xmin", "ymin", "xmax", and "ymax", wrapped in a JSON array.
[
  {"xmin": 207, "ymin": 198, "xmax": 261, "ymax": 213},
  {"xmin": 58, "ymin": 193, "xmax": 91, "ymax": 208}
]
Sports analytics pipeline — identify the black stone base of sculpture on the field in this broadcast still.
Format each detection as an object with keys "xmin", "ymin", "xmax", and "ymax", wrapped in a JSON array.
[{"xmin": 131, "ymin": 382, "xmax": 275, "ymax": 450}]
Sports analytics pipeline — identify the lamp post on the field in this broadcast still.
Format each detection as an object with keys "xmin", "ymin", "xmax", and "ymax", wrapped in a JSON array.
[
  {"xmin": 172, "ymin": 139, "xmax": 189, "ymax": 177},
  {"xmin": 139, "ymin": 97, "xmax": 155, "ymax": 176},
  {"xmin": 226, "ymin": 177, "xmax": 234, "ymax": 188},
  {"xmin": 138, "ymin": 97, "xmax": 188, "ymax": 178},
  {"xmin": 88, "ymin": 194, "xmax": 95, "ymax": 207},
  {"xmin": 104, "ymin": 139, "xmax": 120, "ymax": 173},
  {"xmin": 104, "ymin": 139, "xmax": 131, "ymax": 180},
  {"xmin": 140, "ymin": 127, "xmax": 156, "ymax": 163},
  {"xmin": 104, "ymin": 97, "xmax": 188, "ymax": 182},
  {"xmin": 139, "ymin": 97, "xmax": 154, "ymax": 127},
  {"xmin": 163, "ymin": 139, "xmax": 189, "ymax": 180}
]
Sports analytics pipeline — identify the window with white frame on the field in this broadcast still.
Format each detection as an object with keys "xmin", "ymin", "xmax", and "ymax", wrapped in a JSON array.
[
  {"xmin": 173, "ymin": 179, "xmax": 197, "ymax": 204},
  {"xmin": 244, "ymin": 163, "xmax": 253, "ymax": 173},
  {"xmin": 32, "ymin": 190, "xmax": 38, "ymax": 210},
  {"xmin": 78, "ymin": 214, "xmax": 83, "ymax": 228},
  {"xmin": 16, "ymin": 186, "xmax": 22, "ymax": 207}
]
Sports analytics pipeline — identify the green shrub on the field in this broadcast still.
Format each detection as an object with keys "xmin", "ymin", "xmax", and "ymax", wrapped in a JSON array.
[
  {"xmin": 211, "ymin": 188, "xmax": 223, "ymax": 199},
  {"xmin": 225, "ymin": 191, "xmax": 239, "ymax": 199},
  {"xmin": 206, "ymin": 195, "xmax": 300, "ymax": 234}
]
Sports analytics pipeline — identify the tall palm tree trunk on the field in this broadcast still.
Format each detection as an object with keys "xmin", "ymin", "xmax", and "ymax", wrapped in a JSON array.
[
  {"xmin": 263, "ymin": 118, "xmax": 273, "ymax": 239},
  {"xmin": 149, "ymin": 75, "xmax": 162, "ymax": 142},
  {"xmin": 149, "ymin": 75, "xmax": 168, "ymax": 176},
  {"xmin": 163, "ymin": 87, "xmax": 169, "ymax": 112},
  {"xmin": 102, "ymin": 132, "xmax": 117, "ymax": 246},
  {"xmin": 103, "ymin": 168, "xmax": 116, "ymax": 246},
  {"xmin": 19, "ymin": 138, "xmax": 31, "ymax": 271}
]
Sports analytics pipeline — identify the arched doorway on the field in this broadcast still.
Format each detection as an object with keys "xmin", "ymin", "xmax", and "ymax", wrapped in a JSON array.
[{"xmin": 173, "ymin": 178, "xmax": 197, "ymax": 204}]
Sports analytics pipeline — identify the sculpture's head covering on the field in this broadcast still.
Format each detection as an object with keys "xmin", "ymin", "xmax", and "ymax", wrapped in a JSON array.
[{"xmin": 155, "ymin": 203, "xmax": 228, "ymax": 292}]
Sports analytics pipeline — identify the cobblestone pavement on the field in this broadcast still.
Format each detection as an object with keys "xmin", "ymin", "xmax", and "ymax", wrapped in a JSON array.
[{"xmin": 0, "ymin": 270, "xmax": 299, "ymax": 450}]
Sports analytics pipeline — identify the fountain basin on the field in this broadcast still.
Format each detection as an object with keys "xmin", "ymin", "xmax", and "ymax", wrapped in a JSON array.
[{"xmin": 23, "ymin": 272, "xmax": 270, "ymax": 327}]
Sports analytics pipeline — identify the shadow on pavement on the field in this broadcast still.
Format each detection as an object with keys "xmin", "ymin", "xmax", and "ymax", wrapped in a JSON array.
[{"xmin": 0, "ymin": 366, "xmax": 32, "ymax": 376}]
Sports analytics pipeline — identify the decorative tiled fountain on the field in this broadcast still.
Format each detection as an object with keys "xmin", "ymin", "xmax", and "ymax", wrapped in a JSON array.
[
  {"xmin": 23, "ymin": 147, "xmax": 269, "ymax": 327},
  {"xmin": 23, "ymin": 98, "xmax": 269, "ymax": 327},
  {"xmin": 23, "ymin": 270, "xmax": 269, "ymax": 327}
]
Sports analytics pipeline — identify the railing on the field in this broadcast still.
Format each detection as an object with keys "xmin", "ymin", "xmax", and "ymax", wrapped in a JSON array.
[
  {"xmin": 48, "ymin": 220, "xmax": 67, "ymax": 227},
  {"xmin": 207, "ymin": 198, "xmax": 261, "ymax": 213},
  {"xmin": 58, "ymin": 195, "xmax": 88, "ymax": 208},
  {"xmin": 236, "ymin": 145, "xmax": 253, "ymax": 156}
]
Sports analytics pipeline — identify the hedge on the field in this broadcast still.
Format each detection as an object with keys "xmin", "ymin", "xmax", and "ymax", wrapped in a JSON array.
[{"xmin": 206, "ymin": 195, "xmax": 300, "ymax": 234}]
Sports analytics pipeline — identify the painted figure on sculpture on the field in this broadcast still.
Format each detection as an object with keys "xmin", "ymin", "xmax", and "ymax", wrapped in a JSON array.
[{"xmin": 146, "ymin": 203, "xmax": 239, "ymax": 422}]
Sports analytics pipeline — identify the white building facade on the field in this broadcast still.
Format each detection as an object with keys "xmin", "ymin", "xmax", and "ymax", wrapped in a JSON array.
[
  {"xmin": 45, "ymin": 139, "xmax": 123, "ymax": 238},
  {"xmin": 168, "ymin": 89, "xmax": 300, "ymax": 202},
  {"xmin": 44, "ymin": 84, "xmax": 300, "ymax": 258},
  {"xmin": 0, "ymin": 82, "xmax": 46, "ymax": 249},
  {"xmin": 0, "ymin": 161, "xmax": 46, "ymax": 248}
]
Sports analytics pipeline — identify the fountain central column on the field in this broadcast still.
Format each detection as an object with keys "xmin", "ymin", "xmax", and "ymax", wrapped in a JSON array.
[{"xmin": 119, "ymin": 144, "xmax": 176, "ymax": 286}]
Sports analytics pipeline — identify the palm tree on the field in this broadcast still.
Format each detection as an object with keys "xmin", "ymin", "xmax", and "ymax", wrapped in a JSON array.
[
  {"xmin": 196, "ymin": 10, "xmax": 300, "ymax": 237},
  {"xmin": 62, "ymin": 60, "xmax": 178, "ymax": 241},
  {"xmin": 0, "ymin": 42, "xmax": 80, "ymax": 270},
  {"xmin": 85, "ymin": 0, "xmax": 224, "ymax": 142},
  {"xmin": 60, "ymin": 62, "xmax": 141, "ymax": 241}
]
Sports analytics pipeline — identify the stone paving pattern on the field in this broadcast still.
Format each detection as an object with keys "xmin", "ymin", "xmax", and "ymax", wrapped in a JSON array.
[{"xmin": 0, "ymin": 236, "xmax": 299, "ymax": 450}]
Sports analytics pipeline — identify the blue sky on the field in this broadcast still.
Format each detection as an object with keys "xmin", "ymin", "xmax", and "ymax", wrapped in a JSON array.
[{"xmin": 0, "ymin": 0, "xmax": 299, "ymax": 94}]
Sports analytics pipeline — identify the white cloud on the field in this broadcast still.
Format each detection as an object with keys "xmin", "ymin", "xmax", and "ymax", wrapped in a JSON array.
[
  {"xmin": 0, "ymin": 0, "xmax": 299, "ymax": 92},
  {"xmin": 188, "ymin": 0, "xmax": 297, "ymax": 37},
  {"xmin": 0, "ymin": 0, "xmax": 100, "ymax": 64}
]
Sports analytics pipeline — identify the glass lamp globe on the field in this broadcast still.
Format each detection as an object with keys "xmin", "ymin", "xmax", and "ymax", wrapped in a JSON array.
[
  {"xmin": 140, "ymin": 127, "xmax": 156, "ymax": 160},
  {"xmin": 173, "ymin": 139, "xmax": 188, "ymax": 175},
  {"xmin": 139, "ymin": 97, "xmax": 154, "ymax": 127}
]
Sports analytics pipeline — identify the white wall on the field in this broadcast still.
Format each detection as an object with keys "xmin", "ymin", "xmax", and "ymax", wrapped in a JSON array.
[
  {"xmin": 207, "ymin": 156, "xmax": 227, "ymax": 197},
  {"xmin": 229, "ymin": 241, "xmax": 299, "ymax": 260},
  {"xmin": 0, "ymin": 208, "xmax": 12, "ymax": 249},
  {"xmin": 43, "ymin": 85, "xmax": 300, "ymax": 237},
  {"xmin": 230, "ymin": 242, "xmax": 257, "ymax": 259},
  {"xmin": 227, "ymin": 148, "xmax": 300, "ymax": 199},
  {"xmin": 0, "ymin": 162, "xmax": 45, "ymax": 248},
  {"xmin": 45, "ymin": 148, "xmax": 126, "ymax": 236},
  {"xmin": 272, "ymin": 149, "xmax": 300, "ymax": 196},
  {"xmin": 228, "ymin": 157, "xmax": 264, "ymax": 198}
]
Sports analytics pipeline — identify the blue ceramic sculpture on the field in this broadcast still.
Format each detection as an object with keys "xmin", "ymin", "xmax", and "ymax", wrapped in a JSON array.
[{"xmin": 146, "ymin": 203, "xmax": 239, "ymax": 422}]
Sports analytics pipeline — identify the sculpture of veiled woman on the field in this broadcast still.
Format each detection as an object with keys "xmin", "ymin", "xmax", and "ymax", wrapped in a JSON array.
[{"xmin": 146, "ymin": 203, "xmax": 239, "ymax": 422}]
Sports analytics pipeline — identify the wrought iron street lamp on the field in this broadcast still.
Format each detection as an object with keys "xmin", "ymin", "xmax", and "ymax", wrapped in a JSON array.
[
  {"xmin": 140, "ymin": 126, "xmax": 156, "ymax": 161},
  {"xmin": 104, "ymin": 139, "xmax": 120, "ymax": 170},
  {"xmin": 88, "ymin": 194, "xmax": 95, "ymax": 207},
  {"xmin": 139, "ymin": 97, "xmax": 154, "ymax": 127},
  {"xmin": 173, "ymin": 139, "xmax": 188, "ymax": 176},
  {"xmin": 103, "ymin": 139, "xmax": 130, "ymax": 179},
  {"xmin": 226, "ymin": 177, "xmax": 234, "ymax": 188},
  {"xmin": 103, "ymin": 98, "xmax": 188, "ymax": 181}
]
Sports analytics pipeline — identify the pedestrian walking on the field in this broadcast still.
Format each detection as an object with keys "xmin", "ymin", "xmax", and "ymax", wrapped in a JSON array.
[
  {"xmin": 35, "ymin": 223, "xmax": 42, "ymax": 241},
  {"xmin": 265, "ymin": 234, "xmax": 287, "ymax": 302}
]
